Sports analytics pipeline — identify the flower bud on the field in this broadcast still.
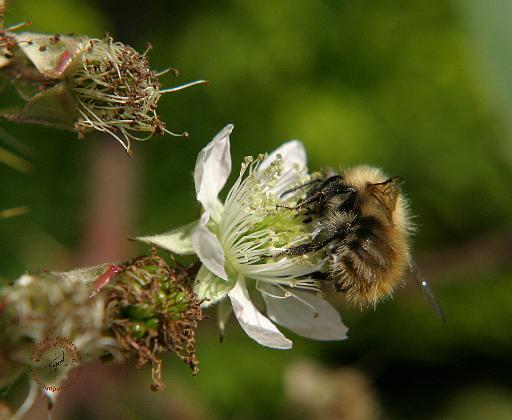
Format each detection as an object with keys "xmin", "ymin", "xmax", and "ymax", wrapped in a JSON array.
[
  {"xmin": 0, "ymin": 267, "xmax": 117, "ymax": 389},
  {"xmin": 0, "ymin": 33, "xmax": 206, "ymax": 154},
  {"xmin": 105, "ymin": 255, "xmax": 203, "ymax": 391},
  {"xmin": 0, "ymin": 256, "xmax": 202, "ymax": 396}
]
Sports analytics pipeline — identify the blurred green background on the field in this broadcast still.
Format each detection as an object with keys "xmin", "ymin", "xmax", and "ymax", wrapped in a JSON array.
[{"xmin": 1, "ymin": 0, "xmax": 512, "ymax": 419}]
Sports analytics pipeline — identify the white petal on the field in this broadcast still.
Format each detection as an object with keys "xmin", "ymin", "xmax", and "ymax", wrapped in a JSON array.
[
  {"xmin": 258, "ymin": 140, "xmax": 308, "ymax": 194},
  {"xmin": 136, "ymin": 222, "xmax": 196, "ymax": 255},
  {"xmin": 194, "ymin": 124, "xmax": 233, "ymax": 219},
  {"xmin": 228, "ymin": 278, "xmax": 292, "ymax": 349},
  {"xmin": 191, "ymin": 212, "xmax": 228, "ymax": 280},
  {"xmin": 193, "ymin": 266, "xmax": 234, "ymax": 306},
  {"xmin": 258, "ymin": 140, "xmax": 307, "ymax": 172},
  {"xmin": 262, "ymin": 285, "xmax": 348, "ymax": 341}
]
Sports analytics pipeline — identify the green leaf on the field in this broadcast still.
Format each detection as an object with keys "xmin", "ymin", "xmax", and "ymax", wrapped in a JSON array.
[
  {"xmin": 194, "ymin": 265, "xmax": 234, "ymax": 307},
  {"xmin": 136, "ymin": 222, "xmax": 197, "ymax": 255}
]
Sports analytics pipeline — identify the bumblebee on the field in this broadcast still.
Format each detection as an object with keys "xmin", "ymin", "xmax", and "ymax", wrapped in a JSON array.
[{"xmin": 281, "ymin": 165, "xmax": 445, "ymax": 320}]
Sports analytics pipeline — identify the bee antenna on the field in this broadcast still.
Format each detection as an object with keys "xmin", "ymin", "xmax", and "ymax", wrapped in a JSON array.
[{"xmin": 279, "ymin": 178, "xmax": 322, "ymax": 198}]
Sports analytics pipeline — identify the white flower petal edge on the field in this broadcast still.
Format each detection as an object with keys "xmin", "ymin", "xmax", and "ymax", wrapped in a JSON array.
[
  {"xmin": 228, "ymin": 278, "xmax": 292, "ymax": 349},
  {"xmin": 191, "ymin": 212, "xmax": 228, "ymax": 280},
  {"xmin": 261, "ymin": 284, "xmax": 348, "ymax": 341},
  {"xmin": 194, "ymin": 124, "xmax": 233, "ymax": 222},
  {"xmin": 257, "ymin": 140, "xmax": 307, "ymax": 194},
  {"xmin": 259, "ymin": 139, "xmax": 306, "ymax": 170}
]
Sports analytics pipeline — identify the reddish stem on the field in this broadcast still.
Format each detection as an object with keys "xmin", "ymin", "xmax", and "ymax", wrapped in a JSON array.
[{"xmin": 90, "ymin": 264, "xmax": 122, "ymax": 298}]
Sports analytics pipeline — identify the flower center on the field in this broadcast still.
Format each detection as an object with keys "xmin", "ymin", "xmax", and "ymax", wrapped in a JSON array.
[{"xmin": 215, "ymin": 154, "xmax": 323, "ymax": 289}]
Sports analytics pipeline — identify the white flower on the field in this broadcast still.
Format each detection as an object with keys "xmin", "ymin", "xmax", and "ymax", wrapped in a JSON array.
[{"xmin": 138, "ymin": 125, "xmax": 348, "ymax": 349}]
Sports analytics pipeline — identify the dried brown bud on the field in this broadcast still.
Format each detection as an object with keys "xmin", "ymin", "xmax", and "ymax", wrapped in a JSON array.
[{"xmin": 105, "ymin": 255, "xmax": 203, "ymax": 391}]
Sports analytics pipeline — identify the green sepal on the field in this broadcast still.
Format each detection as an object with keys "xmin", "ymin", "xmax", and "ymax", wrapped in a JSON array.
[
  {"xmin": 193, "ymin": 265, "xmax": 235, "ymax": 307},
  {"xmin": 136, "ymin": 222, "xmax": 197, "ymax": 255},
  {"xmin": 0, "ymin": 82, "xmax": 79, "ymax": 130}
]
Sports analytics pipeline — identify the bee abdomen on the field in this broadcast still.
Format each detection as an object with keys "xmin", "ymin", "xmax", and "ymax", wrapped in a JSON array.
[{"xmin": 331, "ymin": 217, "xmax": 403, "ymax": 306}]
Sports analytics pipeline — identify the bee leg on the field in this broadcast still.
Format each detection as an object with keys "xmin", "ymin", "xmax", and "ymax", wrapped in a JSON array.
[
  {"xmin": 282, "ymin": 242, "xmax": 324, "ymax": 255},
  {"xmin": 309, "ymin": 271, "xmax": 329, "ymax": 280},
  {"xmin": 336, "ymin": 188, "xmax": 357, "ymax": 212},
  {"xmin": 323, "ymin": 185, "xmax": 357, "ymax": 203},
  {"xmin": 334, "ymin": 282, "xmax": 351, "ymax": 292},
  {"xmin": 278, "ymin": 185, "xmax": 355, "ymax": 211},
  {"xmin": 278, "ymin": 176, "xmax": 343, "ymax": 210},
  {"xmin": 303, "ymin": 185, "xmax": 357, "ymax": 211},
  {"xmin": 295, "ymin": 270, "xmax": 329, "ymax": 282},
  {"xmin": 280, "ymin": 178, "xmax": 323, "ymax": 198},
  {"xmin": 277, "ymin": 190, "xmax": 325, "ymax": 210},
  {"xmin": 282, "ymin": 224, "xmax": 351, "ymax": 256}
]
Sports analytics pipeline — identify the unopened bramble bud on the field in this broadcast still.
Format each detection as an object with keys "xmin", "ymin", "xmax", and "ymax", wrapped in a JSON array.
[{"xmin": 0, "ymin": 267, "xmax": 118, "ymax": 389}]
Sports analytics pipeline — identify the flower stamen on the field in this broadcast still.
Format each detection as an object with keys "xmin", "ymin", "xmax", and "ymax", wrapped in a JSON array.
[
  {"xmin": 159, "ymin": 79, "xmax": 210, "ymax": 94},
  {"xmin": 276, "ymin": 284, "xmax": 320, "ymax": 318}
]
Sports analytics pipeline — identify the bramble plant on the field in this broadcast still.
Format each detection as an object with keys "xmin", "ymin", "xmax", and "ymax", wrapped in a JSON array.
[{"xmin": 0, "ymin": 4, "xmax": 347, "ymax": 419}]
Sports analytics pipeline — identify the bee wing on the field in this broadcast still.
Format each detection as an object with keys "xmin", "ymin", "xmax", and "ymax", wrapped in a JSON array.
[
  {"xmin": 409, "ymin": 259, "xmax": 446, "ymax": 323},
  {"xmin": 368, "ymin": 176, "xmax": 401, "ymax": 222}
]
